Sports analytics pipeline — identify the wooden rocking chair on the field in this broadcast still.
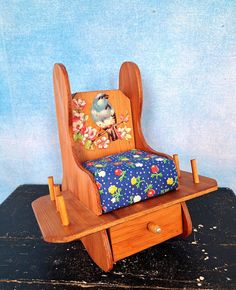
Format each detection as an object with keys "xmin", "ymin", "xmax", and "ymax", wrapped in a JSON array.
[{"xmin": 32, "ymin": 62, "xmax": 217, "ymax": 271}]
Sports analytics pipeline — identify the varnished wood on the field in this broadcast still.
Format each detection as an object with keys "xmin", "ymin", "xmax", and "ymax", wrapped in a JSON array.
[
  {"xmin": 173, "ymin": 154, "xmax": 181, "ymax": 178},
  {"xmin": 32, "ymin": 62, "xmax": 218, "ymax": 271},
  {"xmin": 81, "ymin": 230, "xmax": 113, "ymax": 272},
  {"xmin": 48, "ymin": 176, "xmax": 55, "ymax": 201},
  {"xmin": 54, "ymin": 185, "xmax": 61, "ymax": 212},
  {"xmin": 73, "ymin": 90, "xmax": 135, "ymax": 162},
  {"xmin": 57, "ymin": 195, "xmax": 70, "ymax": 226},
  {"xmin": 191, "ymin": 159, "xmax": 200, "ymax": 184},
  {"xmin": 53, "ymin": 62, "xmax": 180, "ymax": 217},
  {"xmin": 32, "ymin": 171, "xmax": 217, "ymax": 243},
  {"xmin": 53, "ymin": 64, "xmax": 102, "ymax": 215},
  {"xmin": 119, "ymin": 62, "xmax": 173, "ymax": 160},
  {"xmin": 181, "ymin": 202, "xmax": 192, "ymax": 238},
  {"xmin": 109, "ymin": 204, "xmax": 182, "ymax": 261},
  {"xmin": 147, "ymin": 222, "xmax": 162, "ymax": 234}
]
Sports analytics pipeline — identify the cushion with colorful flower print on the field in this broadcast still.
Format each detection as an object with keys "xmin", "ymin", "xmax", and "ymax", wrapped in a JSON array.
[{"xmin": 83, "ymin": 149, "xmax": 178, "ymax": 213}]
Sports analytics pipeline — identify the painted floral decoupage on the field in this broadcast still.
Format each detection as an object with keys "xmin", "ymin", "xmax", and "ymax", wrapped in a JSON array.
[
  {"xmin": 83, "ymin": 149, "xmax": 179, "ymax": 213},
  {"xmin": 72, "ymin": 93, "xmax": 132, "ymax": 150}
]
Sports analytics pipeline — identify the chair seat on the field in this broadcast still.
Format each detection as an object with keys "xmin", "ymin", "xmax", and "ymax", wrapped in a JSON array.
[{"xmin": 83, "ymin": 149, "xmax": 178, "ymax": 213}]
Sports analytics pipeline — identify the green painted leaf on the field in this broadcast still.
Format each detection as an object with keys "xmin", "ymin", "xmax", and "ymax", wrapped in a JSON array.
[
  {"xmin": 78, "ymin": 133, "xmax": 84, "ymax": 140},
  {"xmin": 73, "ymin": 133, "xmax": 80, "ymax": 142},
  {"xmin": 85, "ymin": 140, "xmax": 92, "ymax": 149}
]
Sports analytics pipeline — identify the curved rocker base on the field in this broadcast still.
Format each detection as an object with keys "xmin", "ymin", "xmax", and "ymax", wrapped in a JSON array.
[{"xmin": 81, "ymin": 230, "xmax": 113, "ymax": 272}]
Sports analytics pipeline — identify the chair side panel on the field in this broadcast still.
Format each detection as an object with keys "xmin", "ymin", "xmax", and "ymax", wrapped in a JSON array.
[{"xmin": 53, "ymin": 64, "xmax": 102, "ymax": 215}]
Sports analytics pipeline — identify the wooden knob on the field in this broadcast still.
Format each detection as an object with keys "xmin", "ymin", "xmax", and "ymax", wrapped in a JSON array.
[{"xmin": 147, "ymin": 222, "xmax": 162, "ymax": 234}]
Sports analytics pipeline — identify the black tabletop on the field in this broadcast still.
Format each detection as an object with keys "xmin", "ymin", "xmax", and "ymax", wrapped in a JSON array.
[{"xmin": 0, "ymin": 185, "xmax": 235, "ymax": 289}]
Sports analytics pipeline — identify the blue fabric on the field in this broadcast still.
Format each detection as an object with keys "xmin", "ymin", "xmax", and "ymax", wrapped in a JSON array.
[{"xmin": 83, "ymin": 149, "xmax": 178, "ymax": 213}]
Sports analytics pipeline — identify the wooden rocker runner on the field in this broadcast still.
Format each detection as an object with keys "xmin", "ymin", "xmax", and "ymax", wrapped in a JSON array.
[{"xmin": 32, "ymin": 62, "xmax": 217, "ymax": 271}]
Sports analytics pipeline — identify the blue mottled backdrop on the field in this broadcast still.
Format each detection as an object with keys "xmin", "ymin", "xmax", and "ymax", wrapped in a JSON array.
[{"xmin": 0, "ymin": 0, "xmax": 236, "ymax": 203}]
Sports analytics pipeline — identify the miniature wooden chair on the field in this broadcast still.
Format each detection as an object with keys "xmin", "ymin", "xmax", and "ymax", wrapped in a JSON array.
[{"xmin": 32, "ymin": 62, "xmax": 217, "ymax": 271}]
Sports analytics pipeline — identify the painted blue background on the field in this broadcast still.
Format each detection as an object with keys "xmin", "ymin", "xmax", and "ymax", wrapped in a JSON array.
[{"xmin": 0, "ymin": 0, "xmax": 236, "ymax": 204}]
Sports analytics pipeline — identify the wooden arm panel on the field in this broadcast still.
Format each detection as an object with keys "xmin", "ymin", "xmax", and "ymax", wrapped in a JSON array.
[
  {"xmin": 53, "ymin": 64, "xmax": 102, "ymax": 215},
  {"xmin": 32, "ymin": 171, "xmax": 217, "ymax": 243},
  {"xmin": 119, "ymin": 62, "xmax": 173, "ymax": 160}
]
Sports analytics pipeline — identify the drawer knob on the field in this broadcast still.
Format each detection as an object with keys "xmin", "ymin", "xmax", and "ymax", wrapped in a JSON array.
[{"xmin": 147, "ymin": 222, "xmax": 162, "ymax": 234}]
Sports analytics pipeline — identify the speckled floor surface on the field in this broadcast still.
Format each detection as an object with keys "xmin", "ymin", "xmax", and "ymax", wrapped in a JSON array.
[{"xmin": 0, "ymin": 186, "xmax": 235, "ymax": 289}]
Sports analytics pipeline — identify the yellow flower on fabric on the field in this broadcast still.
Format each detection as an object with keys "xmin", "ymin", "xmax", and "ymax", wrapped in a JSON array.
[
  {"xmin": 121, "ymin": 157, "xmax": 129, "ymax": 161},
  {"xmin": 131, "ymin": 177, "xmax": 137, "ymax": 185},
  {"xmin": 108, "ymin": 185, "xmax": 118, "ymax": 194},
  {"xmin": 167, "ymin": 178, "xmax": 174, "ymax": 185},
  {"xmin": 95, "ymin": 164, "xmax": 103, "ymax": 168}
]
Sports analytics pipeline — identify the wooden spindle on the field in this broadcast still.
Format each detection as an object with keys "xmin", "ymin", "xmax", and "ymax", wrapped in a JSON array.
[
  {"xmin": 48, "ymin": 176, "xmax": 55, "ymax": 201},
  {"xmin": 57, "ymin": 195, "xmax": 70, "ymax": 226},
  {"xmin": 54, "ymin": 185, "xmax": 61, "ymax": 212},
  {"xmin": 191, "ymin": 159, "xmax": 200, "ymax": 184},
  {"xmin": 173, "ymin": 154, "xmax": 181, "ymax": 178}
]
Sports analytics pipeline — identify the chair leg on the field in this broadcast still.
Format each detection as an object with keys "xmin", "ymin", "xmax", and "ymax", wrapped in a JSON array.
[
  {"xmin": 81, "ymin": 230, "xmax": 113, "ymax": 272},
  {"xmin": 181, "ymin": 202, "xmax": 193, "ymax": 238}
]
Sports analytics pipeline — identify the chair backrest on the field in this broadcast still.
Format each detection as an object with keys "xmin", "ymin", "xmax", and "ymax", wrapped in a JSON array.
[
  {"xmin": 53, "ymin": 62, "xmax": 171, "ymax": 170},
  {"xmin": 72, "ymin": 89, "xmax": 135, "ymax": 162}
]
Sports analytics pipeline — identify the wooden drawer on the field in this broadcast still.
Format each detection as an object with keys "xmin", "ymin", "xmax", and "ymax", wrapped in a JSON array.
[{"xmin": 109, "ymin": 204, "xmax": 183, "ymax": 261}]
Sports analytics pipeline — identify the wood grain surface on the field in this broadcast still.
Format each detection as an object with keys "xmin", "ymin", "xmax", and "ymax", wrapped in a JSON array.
[
  {"xmin": 53, "ymin": 64, "xmax": 102, "ymax": 215},
  {"xmin": 109, "ymin": 204, "xmax": 182, "ymax": 261},
  {"xmin": 32, "ymin": 171, "xmax": 217, "ymax": 243},
  {"xmin": 181, "ymin": 202, "xmax": 193, "ymax": 237},
  {"xmin": 80, "ymin": 230, "xmax": 113, "ymax": 272},
  {"xmin": 119, "ymin": 62, "xmax": 173, "ymax": 160}
]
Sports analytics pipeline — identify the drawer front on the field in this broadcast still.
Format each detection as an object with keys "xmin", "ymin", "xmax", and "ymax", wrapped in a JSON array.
[{"xmin": 109, "ymin": 204, "xmax": 183, "ymax": 261}]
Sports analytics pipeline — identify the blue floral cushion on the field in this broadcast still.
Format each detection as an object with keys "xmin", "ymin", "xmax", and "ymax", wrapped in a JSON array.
[{"xmin": 83, "ymin": 149, "xmax": 178, "ymax": 213}]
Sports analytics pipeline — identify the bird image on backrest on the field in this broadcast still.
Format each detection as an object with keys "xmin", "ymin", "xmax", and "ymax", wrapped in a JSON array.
[{"xmin": 91, "ymin": 93, "xmax": 118, "ymax": 141}]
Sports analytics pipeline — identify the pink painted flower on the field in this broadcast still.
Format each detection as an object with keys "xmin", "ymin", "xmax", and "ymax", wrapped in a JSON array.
[
  {"xmin": 72, "ymin": 112, "xmax": 88, "ymax": 133},
  {"xmin": 87, "ymin": 162, "xmax": 94, "ymax": 166},
  {"xmin": 72, "ymin": 98, "xmax": 86, "ymax": 110},
  {"xmin": 116, "ymin": 126, "xmax": 132, "ymax": 140},
  {"xmin": 120, "ymin": 113, "xmax": 129, "ymax": 123},
  {"xmin": 72, "ymin": 115, "xmax": 80, "ymax": 123},
  {"xmin": 83, "ymin": 126, "xmax": 97, "ymax": 141},
  {"xmin": 95, "ymin": 136, "xmax": 110, "ymax": 149},
  {"xmin": 73, "ymin": 120, "xmax": 84, "ymax": 133},
  {"xmin": 73, "ymin": 111, "xmax": 87, "ymax": 120}
]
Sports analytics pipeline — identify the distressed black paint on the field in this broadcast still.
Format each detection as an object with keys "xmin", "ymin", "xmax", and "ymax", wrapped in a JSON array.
[{"xmin": 0, "ymin": 186, "xmax": 235, "ymax": 289}]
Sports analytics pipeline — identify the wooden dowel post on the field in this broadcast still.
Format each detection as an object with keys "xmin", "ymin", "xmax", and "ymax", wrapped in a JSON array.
[
  {"xmin": 173, "ymin": 154, "xmax": 181, "ymax": 178},
  {"xmin": 191, "ymin": 159, "xmax": 200, "ymax": 184},
  {"xmin": 48, "ymin": 176, "xmax": 55, "ymax": 201},
  {"xmin": 57, "ymin": 195, "xmax": 70, "ymax": 226},
  {"xmin": 54, "ymin": 185, "xmax": 61, "ymax": 212}
]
